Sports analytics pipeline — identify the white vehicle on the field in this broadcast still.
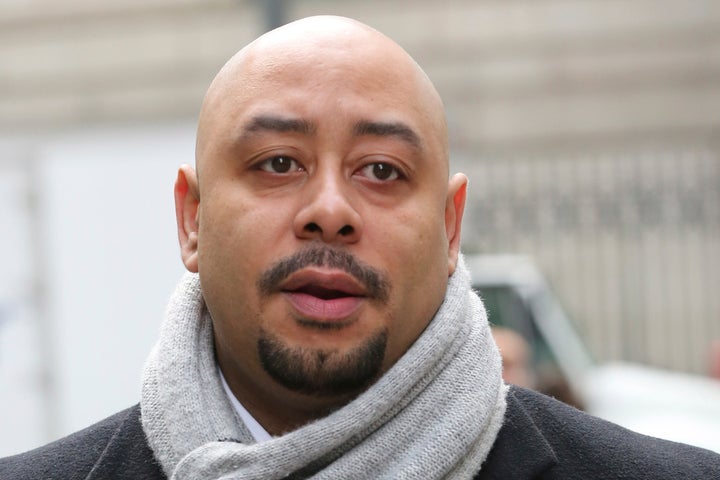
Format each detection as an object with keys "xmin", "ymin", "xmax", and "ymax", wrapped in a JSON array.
[{"xmin": 466, "ymin": 254, "xmax": 720, "ymax": 453}]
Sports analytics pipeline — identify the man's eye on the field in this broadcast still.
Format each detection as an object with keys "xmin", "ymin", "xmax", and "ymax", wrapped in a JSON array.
[
  {"xmin": 359, "ymin": 163, "xmax": 400, "ymax": 181},
  {"xmin": 257, "ymin": 156, "xmax": 304, "ymax": 174}
]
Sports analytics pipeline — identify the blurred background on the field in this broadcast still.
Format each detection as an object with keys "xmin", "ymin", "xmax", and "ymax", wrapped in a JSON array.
[{"xmin": 1, "ymin": 0, "xmax": 719, "ymax": 456}]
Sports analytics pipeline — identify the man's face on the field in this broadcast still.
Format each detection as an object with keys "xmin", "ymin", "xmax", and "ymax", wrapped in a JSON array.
[{"xmin": 178, "ymin": 23, "xmax": 465, "ymax": 409}]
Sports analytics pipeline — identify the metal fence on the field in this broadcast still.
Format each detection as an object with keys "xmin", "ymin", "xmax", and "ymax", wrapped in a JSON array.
[{"xmin": 457, "ymin": 147, "xmax": 720, "ymax": 374}]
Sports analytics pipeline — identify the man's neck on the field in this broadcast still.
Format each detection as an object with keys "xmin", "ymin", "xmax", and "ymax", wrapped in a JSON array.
[
  {"xmin": 217, "ymin": 361, "xmax": 358, "ymax": 436},
  {"xmin": 219, "ymin": 369, "xmax": 273, "ymax": 442}
]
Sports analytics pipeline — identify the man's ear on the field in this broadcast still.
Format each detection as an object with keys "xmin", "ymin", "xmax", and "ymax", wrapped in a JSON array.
[
  {"xmin": 445, "ymin": 173, "xmax": 468, "ymax": 276},
  {"xmin": 174, "ymin": 164, "xmax": 200, "ymax": 273}
]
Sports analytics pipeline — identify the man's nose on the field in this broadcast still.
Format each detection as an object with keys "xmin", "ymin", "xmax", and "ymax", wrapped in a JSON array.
[{"xmin": 293, "ymin": 173, "xmax": 363, "ymax": 244}]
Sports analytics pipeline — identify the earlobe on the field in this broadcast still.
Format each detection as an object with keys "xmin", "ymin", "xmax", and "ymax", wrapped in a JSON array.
[
  {"xmin": 445, "ymin": 173, "xmax": 468, "ymax": 276},
  {"xmin": 174, "ymin": 164, "xmax": 200, "ymax": 273}
]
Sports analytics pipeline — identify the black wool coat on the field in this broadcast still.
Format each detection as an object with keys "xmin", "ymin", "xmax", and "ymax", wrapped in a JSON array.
[{"xmin": 2, "ymin": 386, "xmax": 719, "ymax": 479}]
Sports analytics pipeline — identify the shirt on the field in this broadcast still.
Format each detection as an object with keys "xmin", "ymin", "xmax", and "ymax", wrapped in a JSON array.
[{"xmin": 219, "ymin": 368, "xmax": 273, "ymax": 443}]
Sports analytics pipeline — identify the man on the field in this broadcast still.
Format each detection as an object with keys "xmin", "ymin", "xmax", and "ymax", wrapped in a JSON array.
[
  {"xmin": 491, "ymin": 327, "xmax": 535, "ymax": 389},
  {"xmin": 2, "ymin": 15, "xmax": 719, "ymax": 479}
]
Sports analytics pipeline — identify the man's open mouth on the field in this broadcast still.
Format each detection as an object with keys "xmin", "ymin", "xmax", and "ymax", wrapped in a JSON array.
[
  {"xmin": 279, "ymin": 269, "xmax": 367, "ymax": 322},
  {"xmin": 288, "ymin": 284, "xmax": 358, "ymax": 300}
]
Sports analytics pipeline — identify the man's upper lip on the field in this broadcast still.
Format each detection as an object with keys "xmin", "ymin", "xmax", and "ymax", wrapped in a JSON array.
[{"xmin": 279, "ymin": 269, "xmax": 367, "ymax": 297}]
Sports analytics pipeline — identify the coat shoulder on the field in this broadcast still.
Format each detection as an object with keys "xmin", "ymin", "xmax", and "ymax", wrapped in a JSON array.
[
  {"xmin": 0, "ymin": 405, "xmax": 164, "ymax": 480},
  {"xmin": 508, "ymin": 386, "xmax": 720, "ymax": 479}
]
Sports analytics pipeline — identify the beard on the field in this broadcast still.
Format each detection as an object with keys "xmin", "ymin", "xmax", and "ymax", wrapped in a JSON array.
[
  {"xmin": 257, "ymin": 326, "xmax": 388, "ymax": 397},
  {"xmin": 255, "ymin": 244, "xmax": 392, "ymax": 397}
]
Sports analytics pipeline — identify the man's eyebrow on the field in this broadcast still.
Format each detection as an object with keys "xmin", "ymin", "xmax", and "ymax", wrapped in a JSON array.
[
  {"xmin": 241, "ymin": 115, "xmax": 316, "ymax": 138},
  {"xmin": 353, "ymin": 120, "xmax": 422, "ymax": 150}
]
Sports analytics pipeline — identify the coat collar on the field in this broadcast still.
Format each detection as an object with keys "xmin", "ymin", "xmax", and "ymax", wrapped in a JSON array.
[
  {"xmin": 86, "ymin": 405, "xmax": 166, "ymax": 480},
  {"xmin": 477, "ymin": 386, "xmax": 558, "ymax": 479}
]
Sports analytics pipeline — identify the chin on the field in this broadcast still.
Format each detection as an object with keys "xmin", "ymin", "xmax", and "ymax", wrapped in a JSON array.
[{"xmin": 257, "ymin": 326, "xmax": 388, "ymax": 397}]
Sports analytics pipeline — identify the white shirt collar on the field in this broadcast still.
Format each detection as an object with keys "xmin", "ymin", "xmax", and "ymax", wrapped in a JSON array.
[{"xmin": 219, "ymin": 368, "xmax": 273, "ymax": 443}]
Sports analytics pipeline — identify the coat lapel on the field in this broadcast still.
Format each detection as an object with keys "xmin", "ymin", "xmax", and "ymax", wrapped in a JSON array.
[
  {"xmin": 477, "ymin": 387, "xmax": 558, "ymax": 479},
  {"xmin": 86, "ymin": 405, "xmax": 166, "ymax": 480}
]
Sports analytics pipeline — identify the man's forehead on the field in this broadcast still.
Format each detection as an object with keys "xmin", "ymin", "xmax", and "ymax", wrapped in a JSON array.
[
  {"xmin": 197, "ymin": 16, "xmax": 449, "ymax": 172},
  {"xmin": 237, "ymin": 113, "xmax": 424, "ymax": 153}
]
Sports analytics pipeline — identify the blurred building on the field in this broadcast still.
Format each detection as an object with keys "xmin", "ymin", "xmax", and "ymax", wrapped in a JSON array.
[{"xmin": 1, "ymin": 0, "xmax": 719, "ymax": 454}]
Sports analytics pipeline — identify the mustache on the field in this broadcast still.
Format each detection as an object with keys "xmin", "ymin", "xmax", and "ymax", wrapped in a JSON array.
[{"xmin": 257, "ymin": 245, "xmax": 390, "ymax": 302}]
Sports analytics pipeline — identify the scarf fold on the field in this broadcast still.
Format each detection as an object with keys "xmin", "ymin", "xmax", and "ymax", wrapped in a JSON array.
[{"xmin": 141, "ymin": 258, "xmax": 507, "ymax": 479}]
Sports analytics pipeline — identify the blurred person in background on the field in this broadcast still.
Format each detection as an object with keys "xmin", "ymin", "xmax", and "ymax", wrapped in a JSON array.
[
  {"xmin": 2, "ymin": 15, "xmax": 719, "ymax": 479},
  {"xmin": 710, "ymin": 340, "xmax": 720, "ymax": 380},
  {"xmin": 491, "ymin": 326, "xmax": 535, "ymax": 388},
  {"xmin": 491, "ymin": 325, "xmax": 584, "ymax": 411}
]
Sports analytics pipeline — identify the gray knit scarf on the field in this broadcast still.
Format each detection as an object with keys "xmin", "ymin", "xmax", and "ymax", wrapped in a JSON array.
[{"xmin": 141, "ymin": 258, "xmax": 507, "ymax": 479}]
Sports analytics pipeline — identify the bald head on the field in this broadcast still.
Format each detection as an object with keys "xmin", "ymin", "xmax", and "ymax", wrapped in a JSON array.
[{"xmin": 195, "ymin": 15, "xmax": 448, "ymax": 179}]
